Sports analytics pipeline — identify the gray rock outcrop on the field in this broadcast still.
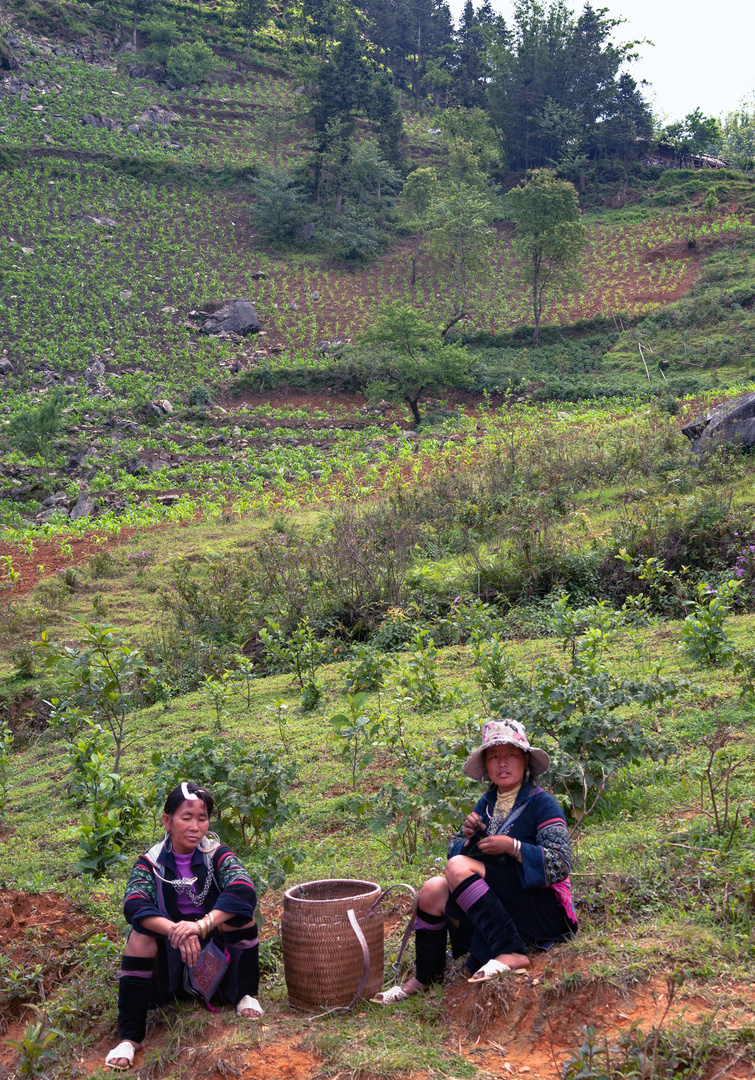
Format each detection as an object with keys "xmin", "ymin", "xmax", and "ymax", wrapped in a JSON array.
[
  {"xmin": 83, "ymin": 114, "xmax": 121, "ymax": 130},
  {"xmin": 138, "ymin": 105, "xmax": 180, "ymax": 125},
  {"xmin": 682, "ymin": 392, "xmax": 755, "ymax": 453},
  {"xmin": 0, "ymin": 38, "xmax": 19, "ymax": 70},
  {"xmin": 69, "ymin": 491, "xmax": 96, "ymax": 521},
  {"xmin": 201, "ymin": 298, "xmax": 260, "ymax": 336},
  {"xmin": 129, "ymin": 64, "xmax": 165, "ymax": 82}
]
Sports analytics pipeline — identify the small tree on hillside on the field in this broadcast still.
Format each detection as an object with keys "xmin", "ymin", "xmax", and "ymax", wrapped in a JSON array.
[
  {"xmin": 359, "ymin": 304, "xmax": 469, "ymax": 424},
  {"xmin": 660, "ymin": 108, "xmax": 721, "ymax": 166},
  {"xmin": 254, "ymin": 102, "xmax": 294, "ymax": 167},
  {"xmin": 401, "ymin": 166, "xmax": 440, "ymax": 285},
  {"xmin": 236, "ymin": 0, "xmax": 269, "ymax": 59},
  {"xmin": 506, "ymin": 169, "xmax": 586, "ymax": 347},
  {"xmin": 251, "ymin": 166, "xmax": 307, "ymax": 243},
  {"xmin": 427, "ymin": 177, "xmax": 497, "ymax": 333}
]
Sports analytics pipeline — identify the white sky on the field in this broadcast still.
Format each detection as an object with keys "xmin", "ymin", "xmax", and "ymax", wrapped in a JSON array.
[{"xmin": 448, "ymin": 0, "xmax": 755, "ymax": 122}]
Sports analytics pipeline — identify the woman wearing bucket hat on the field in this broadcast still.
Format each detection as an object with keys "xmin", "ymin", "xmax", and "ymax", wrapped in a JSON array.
[{"xmin": 373, "ymin": 719, "xmax": 577, "ymax": 1001}]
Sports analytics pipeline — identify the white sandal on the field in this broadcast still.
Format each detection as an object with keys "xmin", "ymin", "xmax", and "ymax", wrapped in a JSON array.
[
  {"xmin": 236, "ymin": 994, "xmax": 263, "ymax": 1018},
  {"xmin": 468, "ymin": 959, "xmax": 527, "ymax": 983},
  {"xmin": 370, "ymin": 985, "xmax": 410, "ymax": 1004},
  {"xmin": 104, "ymin": 1041, "xmax": 138, "ymax": 1070}
]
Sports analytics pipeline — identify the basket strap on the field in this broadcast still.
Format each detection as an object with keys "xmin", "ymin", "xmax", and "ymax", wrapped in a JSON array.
[{"xmin": 346, "ymin": 908, "xmax": 371, "ymax": 1005}]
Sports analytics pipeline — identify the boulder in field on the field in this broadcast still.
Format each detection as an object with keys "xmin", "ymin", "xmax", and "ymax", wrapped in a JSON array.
[
  {"xmin": 82, "ymin": 113, "xmax": 121, "ymax": 130},
  {"xmin": 129, "ymin": 64, "xmax": 165, "ymax": 82},
  {"xmin": 69, "ymin": 491, "xmax": 96, "ymax": 521},
  {"xmin": 201, "ymin": 298, "xmax": 260, "ymax": 337},
  {"xmin": 138, "ymin": 105, "xmax": 180, "ymax": 125},
  {"xmin": 0, "ymin": 38, "xmax": 19, "ymax": 70},
  {"xmin": 682, "ymin": 392, "xmax": 755, "ymax": 453}
]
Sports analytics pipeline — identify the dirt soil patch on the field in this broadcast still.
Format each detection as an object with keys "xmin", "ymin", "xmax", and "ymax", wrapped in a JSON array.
[
  {"xmin": 0, "ymin": 531, "xmax": 139, "ymax": 603},
  {"xmin": 1, "ymin": 890, "xmax": 753, "ymax": 1079},
  {"xmin": 0, "ymin": 889, "xmax": 114, "ymax": 1038}
]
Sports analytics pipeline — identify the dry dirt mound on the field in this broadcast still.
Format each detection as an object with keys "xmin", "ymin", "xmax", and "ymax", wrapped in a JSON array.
[
  {"xmin": 0, "ymin": 889, "xmax": 114, "ymax": 1034},
  {"xmin": 442, "ymin": 952, "xmax": 755, "ymax": 1080}
]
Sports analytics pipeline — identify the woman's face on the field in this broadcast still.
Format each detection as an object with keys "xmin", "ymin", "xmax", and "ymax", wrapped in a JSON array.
[
  {"xmin": 163, "ymin": 799, "xmax": 210, "ymax": 855},
  {"xmin": 485, "ymin": 744, "xmax": 527, "ymax": 792}
]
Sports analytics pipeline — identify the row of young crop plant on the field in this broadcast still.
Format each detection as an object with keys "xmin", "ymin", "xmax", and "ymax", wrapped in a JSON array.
[
  {"xmin": 0, "ymin": 160, "xmax": 255, "ymax": 376},
  {"xmin": 0, "ymin": 53, "xmax": 299, "ymax": 166},
  {"xmin": 4, "ymin": 383, "xmax": 755, "ymax": 553},
  {"xmin": 3, "ymin": 157, "xmax": 742, "ymax": 378}
]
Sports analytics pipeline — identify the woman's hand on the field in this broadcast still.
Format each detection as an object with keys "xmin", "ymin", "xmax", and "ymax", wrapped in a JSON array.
[
  {"xmin": 462, "ymin": 812, "xmax": 484, "ymax": 839},
  {"xmin": 168, "ymin": 920, "xmax": 202, "ymax": 966},
  {"xmin": 475, "ymin": 835, "xmax": 513, "ymax": 856}
]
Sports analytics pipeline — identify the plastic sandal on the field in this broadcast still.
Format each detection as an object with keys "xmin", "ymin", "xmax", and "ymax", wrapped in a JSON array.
[
  {"xmin": 236, "ymin": 994, "xmax": 263, "ymax": 1018},
  {"xmin": 370, "ymin": 985, "xmax": 410, "ymax": 1004},
  {"xmin": 104, "ymin": 1041, "xmax": 137, "ymax": 1070},
  {"xmin": 468, "ymin": 959, "xmax": 527, "ymax": 983}
]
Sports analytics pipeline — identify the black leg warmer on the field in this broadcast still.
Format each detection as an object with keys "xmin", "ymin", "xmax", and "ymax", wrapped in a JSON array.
[
  {"xmin": 413, "ymin": 908, "xmax": 448, "ymax": 986},
  {"xmin": 449, "ymin": 873, "xmax": 525, "ymax": 958},
  {"xmin": 118, "ymin": 956, "xmax": 156, "ymax": 1043}
]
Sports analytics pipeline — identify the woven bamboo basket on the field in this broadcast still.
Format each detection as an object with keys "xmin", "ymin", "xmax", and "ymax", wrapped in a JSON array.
[{"xmin": 281, "ymin": 878, "xmax": 384, "ymax": 1010}]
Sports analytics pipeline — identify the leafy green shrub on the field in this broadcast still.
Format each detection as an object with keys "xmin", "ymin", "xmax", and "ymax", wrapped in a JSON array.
[
  {"xmin": 367, "ymin": 717, "xmax": 478, "ymax": 861},
  {"xmin": 679, "ymin": 580, "xmax": 739, "ymax": 666},
  {"xmin": 201, "ymin": 672, "xmax": 232, "ymax": 731},
  {"xmin": 259, "ymin": 616, "xmax": 329, "ymax": 688},
  {"xmin": 329, "ymin": 693, "xmax": 381, "ymax": 791},
  {"xmin": 300, "ymin": 680, "xmax": 322, "ymax": 711},
  {"xmin": 187, "ymin": 383, "xmax": 214, "ymax": 408},
  {"xmin": 484, "ymin": 604, "xmax": 688, "ymax": 822},
  {"xmin": 165, "ymin": 41, "xmax": 215, "ymax": 88},
  {"xmin": 66, "ymin": 720, "xmax": 145, "ymax": 875},
  {"xmin": 88, "ymin": 550, "xmax": 121, "ymax": 580},
  {"xmin": 37, "ymin": 620, "xmax": 155, "ymax": 771},
  {"xmin": 345, "ymin": 645, "xmax": 394, "ymax": 693},
  {"xmin": 397, "ymin": 629, "xmax": 441, "ymax": 710},
  {"xmin": 472, "ymin": 632, "xmax": 512, "ymax": 695},
  {"xmin": 371, "ymin": 612, "xmax": 418, "ymax": 651}
]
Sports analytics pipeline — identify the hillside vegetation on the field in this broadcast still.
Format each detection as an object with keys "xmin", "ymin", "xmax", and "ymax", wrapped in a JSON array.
[{"xmin": 1, "ymin": 1, "xmax": 755, "ymax": 1078}]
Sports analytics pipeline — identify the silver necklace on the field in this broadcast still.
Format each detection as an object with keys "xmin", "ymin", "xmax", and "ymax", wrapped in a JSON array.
[
  {"xmin": 169, "ymin": 871, "xmax": 213, "ymax": 907},
  {"xmin": 153, "ymin": 842, "xmax": 214, "ymax": 907}
]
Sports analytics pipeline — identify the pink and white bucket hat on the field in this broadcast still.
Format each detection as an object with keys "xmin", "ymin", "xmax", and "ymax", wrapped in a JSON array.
[{"xmin": 463, "ymin": 719, "xmax": 550, "ymax": 781}]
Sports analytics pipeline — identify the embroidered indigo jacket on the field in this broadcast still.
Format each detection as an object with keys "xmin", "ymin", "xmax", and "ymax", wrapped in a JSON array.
[
  {"xmin": 448, "ymin": 780, "xmax": 577, "ymax": 923},
  {"xmin": 123, "ymin": 835, "xmax": 257, "ymax": 934}
]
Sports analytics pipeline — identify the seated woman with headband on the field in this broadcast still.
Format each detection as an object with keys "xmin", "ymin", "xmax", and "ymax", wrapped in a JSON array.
[{"xmin": 106, "ymin": 782, "xmax": 262, "ymax": 1070}]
